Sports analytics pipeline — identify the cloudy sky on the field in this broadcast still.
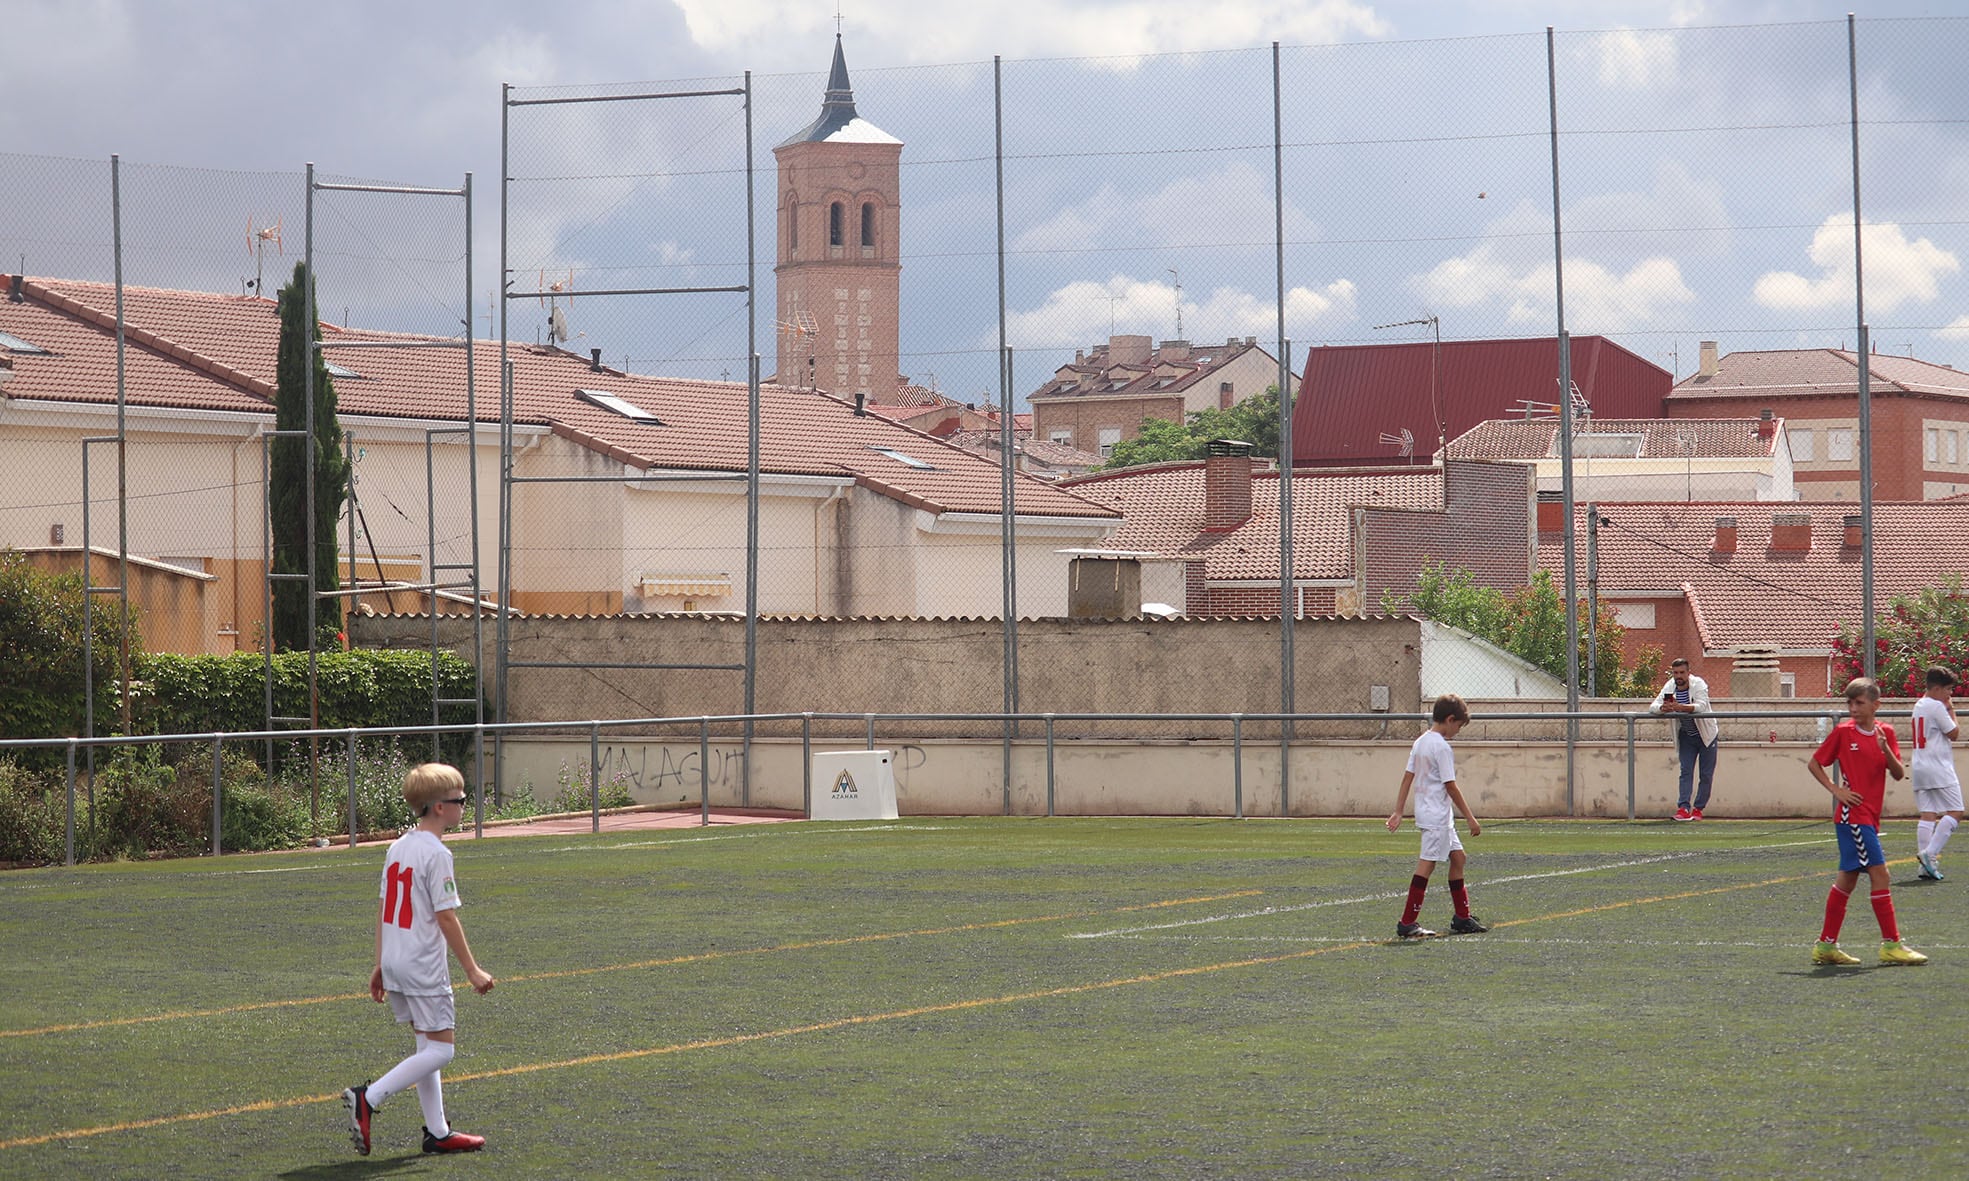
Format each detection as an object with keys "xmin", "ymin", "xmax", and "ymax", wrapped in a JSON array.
[{"xmin": 4, "ymin": 0, "xmax": 1965, "ymax": 407}]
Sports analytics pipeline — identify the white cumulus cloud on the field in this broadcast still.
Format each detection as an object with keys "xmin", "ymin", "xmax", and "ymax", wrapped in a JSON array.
[
  {"xmin": 1939, "ymin": 316, "xmax": 1969, "ymax": 342},
  {"xmin": 1754, "ymin": 215, "xmax": 1961, "ymax": 313},
  {"xmin": 1591, "ymin": 28, "xmax": 1679, "ymax": 89},
  {"xmin": 1004, "ymin": 273, "xmax": 1354, "ymax": 350}
]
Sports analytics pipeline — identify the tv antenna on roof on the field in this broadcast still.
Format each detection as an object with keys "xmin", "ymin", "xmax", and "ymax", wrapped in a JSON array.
[
  {"xmin": 537, "ymin": 268, "xmax": 576, "ymax": 344},
  {"xmin": 1167, "ymin": 268, "xmax": 1183, "ymax": 340},
  {"xmin": 246, "ymin": 216, "xmax": 282, "ymax": 295},
  {"xmin": 775, "ymin": 308, "xmax": 820, "ymax": 388}
]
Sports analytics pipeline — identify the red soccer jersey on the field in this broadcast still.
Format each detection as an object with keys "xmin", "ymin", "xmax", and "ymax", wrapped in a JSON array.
[{"xmin": 1813, "ymin": 719, "xmax": 1901, "ymax": 827}]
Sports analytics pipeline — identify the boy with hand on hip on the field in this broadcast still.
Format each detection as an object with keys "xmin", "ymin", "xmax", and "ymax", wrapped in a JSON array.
[
  {"xmin": 344, "ymin": 763, "xmax": 496, "ymax": 1156},
  {"xmin": 1386, "ymin": 694, "xmax": 1486, "ymax": 939},
  {"xmin": 1909, "ymin": 665, "xmax": 1964, "ymax": 881},
  {"xmin": 1807, "ymin": 678, "xmax": 1928, "ymax": 966}
]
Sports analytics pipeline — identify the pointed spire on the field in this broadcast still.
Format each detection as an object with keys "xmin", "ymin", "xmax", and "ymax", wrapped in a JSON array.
[{"xmin": 776, "ymin": 33, "xmax": 899, "ymax": 149}]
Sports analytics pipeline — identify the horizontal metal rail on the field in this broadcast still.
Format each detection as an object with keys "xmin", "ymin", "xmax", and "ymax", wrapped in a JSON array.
[{"xmin": 508, "ymin": 88, "xmax": 746, "ymax": 107}]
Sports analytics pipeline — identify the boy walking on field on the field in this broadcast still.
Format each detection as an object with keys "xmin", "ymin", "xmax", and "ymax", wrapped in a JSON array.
[
  {"xmin": 1808, "ymin": 679, "xmax": 1928, "ymax": 966},
  {"xmin": 1386, "ymin": 694, "xmax": 1486, "ymax": 939},
  {"xmin": 1909, "ymin": 666, "xmax": 1964, "ymax": 881},
  {"xmin": 344, "ymin": 763, "xmax": 496, "ymax": 1155}
]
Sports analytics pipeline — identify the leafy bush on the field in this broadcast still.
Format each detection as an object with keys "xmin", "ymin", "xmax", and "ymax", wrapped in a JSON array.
[
  {"xmin": 137, "ymin": 649, "xmax": 484, "ymax": 764},
  {"xmin": 1384, "ymin": 562, "xmax": 1664, "ymax": 698},
  {"xmin": 94, "ymin": 748, "xmax": 205, "ymax": 859},
  {"xmin": 279, "ymin": 737, "xmax": 420, "ymax": 837},
  {"xmin": 547, "ymin": 759, "xmax": 636, "ymax": 813},
  {"xmin": 0, "ymin": 759, "xmax": 70, "ymax": 865},
  {"xmin": 173, "ymin": 746, "xmax": 313, "ymax": 853},
  {"xmin": 0, "ymin": 550, "xmax": 142, "ymax": 768},
  {"xmin": 1833, "ymin": 575, "xmax": 1969, "ymax": 697}
]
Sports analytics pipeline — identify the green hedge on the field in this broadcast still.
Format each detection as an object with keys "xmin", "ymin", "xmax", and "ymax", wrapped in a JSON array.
[{"xmin": 137, "ymin": 650, "xmax": 483, "ymax": 755}]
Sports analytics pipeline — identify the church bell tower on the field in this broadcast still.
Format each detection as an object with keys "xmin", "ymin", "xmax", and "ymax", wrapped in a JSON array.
[{"xmin": 773, "ymin": 35, "xmax": 902, "ymax": 401}]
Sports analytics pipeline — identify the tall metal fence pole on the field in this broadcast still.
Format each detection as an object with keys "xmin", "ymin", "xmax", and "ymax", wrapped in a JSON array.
[
  {"xmin": 1848, "ymin": 15, "xmax": 1875, "ymax": 679},
  {"xmin": 1547, "ymin": 28, "xmax": 1579, "ymax": 817},
  {"xmin": 1273, "ymin": 43, "xmax": 1294, "ymax": 820},
  {"xmin": 742, "ymin": 70, "xmax": 759, "ymax": 807},
  {"xmin": 211, "ymin": 734, "xmax": 224, "ymax": 857},
  {"xmin": 65, "ymin": 739, "xmax": 77, "ymax": 867},
  {"xmin": 994, "ymin": 55, "xmax": 1016, "ymax": 817},
  {"xmin": 589, "ymin": 721, "xmax": 602, "ymax": 834}
]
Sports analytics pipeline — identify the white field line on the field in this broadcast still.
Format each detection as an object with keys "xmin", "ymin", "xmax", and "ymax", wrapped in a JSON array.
[
  {"xmin": 533, "ymin": 823, "xmax": 952, "ymax": 852},
  {"xmin": 1090, "ymin": 934, "xmax": 1969, "ymax": 950},
  {"xmin": 1069, "ymin": 838, "xmax": 1832, "ymax": 940}
]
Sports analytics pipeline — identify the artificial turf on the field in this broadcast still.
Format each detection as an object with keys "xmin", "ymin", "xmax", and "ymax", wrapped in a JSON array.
[{"xmin": 2, "ymin": 817, "xmax": 1965, "ymax": 1178}]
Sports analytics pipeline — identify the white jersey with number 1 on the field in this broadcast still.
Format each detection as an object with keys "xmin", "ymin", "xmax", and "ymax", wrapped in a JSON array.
[
  {"xmin": 1910, "ymin": 696, "xmax": 1961, "ymax": 791},
  {"xmin": 1406, "ymin": 730, "xmax": 1457, "ymax": 830}
]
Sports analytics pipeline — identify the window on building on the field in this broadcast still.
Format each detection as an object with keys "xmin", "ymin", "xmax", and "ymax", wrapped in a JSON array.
[
  {"xmin": 788, "ymin": 200, "xmax": 798, "ymax": 251},
  {"xmin": 1049, "ymin": 429, "xmax": 1073, "ymax": 445},
  {"xmin": 867, "ymin": 445, "xmax": 936, "ymax": 470},
  {"xmin": 1779, "ymin": 672, "xmax": 1796, "ymax": 699},
  {"xmin": 1097, "ymin": 426, "xmax": 1122, "ymax": 458},
  {"xmin": 1928, "ymin": 428, "xmax": 1940, "ymax": 464},
  {"xmin": 1611, "ymin": 602, "xmax": 1656, "ymax": 630},
  {"xmin": 828, "ymin": 202, "xmax": 844, "ymax": 247},
  {"xmin": 0, "ymin": 330, "xmax": 50, "ymax": 354},
  {"xmin": 1827, "ymin": 428, "xmax": 1854, "ymax": 462},
  {"xmin": 574, "ymin": 388, "xmax": 661, "ymax": 424},
  {"xmin": 1948, "ymin": 431, "xmax": 1960, "ymax": 466},
  {"xmin": 860, "ymin": 202, "xmax": 875, "ymax": 248},
  {"xmin": 1790, "ymin": 429, "xmax": 1814, "ymax": 462}
]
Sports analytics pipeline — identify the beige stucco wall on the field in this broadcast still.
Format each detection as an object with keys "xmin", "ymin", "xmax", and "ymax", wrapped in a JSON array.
[{"xmin": 498, "ymin": 732, "xmax": 1956, "ymax": 821}]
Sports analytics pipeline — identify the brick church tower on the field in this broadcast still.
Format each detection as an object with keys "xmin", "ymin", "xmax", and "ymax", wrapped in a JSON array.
[{"xmin": 773, "ymin": 35, "xmax": 902, "ymax": 401}]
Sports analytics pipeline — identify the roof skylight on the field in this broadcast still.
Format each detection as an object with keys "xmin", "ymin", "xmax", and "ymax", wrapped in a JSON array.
[
  {"xmin": 0, "ymin": 331, "xmax": 49, "ymax": 355},
  {"xmin": 575, "ymin": 388, "xmax": 662, "ymax": 424},
  {"xmin": 868, "ymin": 445, "xmax": 936, "ymax": 470},
  {"xmin": 324, "ymin": 361, "xmax": 362, "ymax": 379}
]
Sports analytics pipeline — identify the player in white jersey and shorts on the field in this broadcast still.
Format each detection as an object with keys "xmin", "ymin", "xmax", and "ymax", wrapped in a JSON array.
[{"xmin": 1910, "ymin": 666, "xmax": 1964, "ymax": 881}]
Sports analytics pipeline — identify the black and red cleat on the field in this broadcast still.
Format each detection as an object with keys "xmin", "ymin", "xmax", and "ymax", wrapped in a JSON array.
[
  {"xmin": 423, "ymin": 1127, "xmax": 487, "ymax": 1154},
  {"xmin": 342, "ymin": 1084, "xmax": 373, "ymax": 1156}
]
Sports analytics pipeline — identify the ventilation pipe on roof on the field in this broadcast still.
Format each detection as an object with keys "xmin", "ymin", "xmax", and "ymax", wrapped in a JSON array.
[
  {"xmin": 1698, "ymin": 340, "xmax": 1718, "ymax": 378},
  {"xmin": 589, "ymin": 347, "xmax": 603, "ymax": 372},
  {"xmin": 854, "ymin": 391, "xmax": 866, "ymax": 417},
  {"xmin": 7, "ymin": 275, "xmax": 22, "ymax": 303}
]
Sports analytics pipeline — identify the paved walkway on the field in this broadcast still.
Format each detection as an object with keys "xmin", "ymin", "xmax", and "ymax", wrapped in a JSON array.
[{"xmin": 458, "ymin": 806, "xmax": 803, "ymax": 840}]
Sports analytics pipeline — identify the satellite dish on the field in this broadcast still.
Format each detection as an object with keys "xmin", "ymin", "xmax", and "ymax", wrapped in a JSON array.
[{"xmin": 549, "ymin": 306, "xmax": 569, "ymax": 344}]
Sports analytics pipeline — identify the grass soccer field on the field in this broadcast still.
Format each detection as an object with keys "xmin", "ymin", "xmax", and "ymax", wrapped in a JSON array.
[{"xmin": 3, "ymin": 817, "xmax": 1967, "ymax": 1179}]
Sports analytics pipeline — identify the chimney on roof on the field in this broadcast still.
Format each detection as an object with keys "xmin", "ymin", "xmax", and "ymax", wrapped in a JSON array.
[
  {"xmin": 1245, "ymin": 336, "xmax": 1256, "ymax": 346},
  {"xmin": 1109, "ymin": 334, "xmax": 1152, "ymax": 365},
  {"xmin": 1160, "ymin": 339, "xmax": 1192, "ymax": 361},
  {"xmin": 589, "ymin": 347, "xmax": 603, "ymax": 372},
  {"xmin": 1712, "ymin": 516, "xmax": 1737, "ymax": 555},
  {"xmin": 1757, "ymin": 408, "xmax": 1775, "ymax": 439},
  {"xmin": 1698, "ymin": 340, "xmax": 1718, "ymax": 378},
  {"xmin": 854, "ymin": 391, "xmax": 867, "ymax": 417},
  {"xmin": 1770, "ymin": 511, "xmax": 1813, "ymax": 553},
  {"xmin": 7, "ymin": 275, "xmax": 22, "ymax": 304},
  {"xmin": 1202, "ymin": 439, "xmax": 1255, "ymax": 533},
  {"xmin": 1842, "ymin": 514, "xmax": 1864, "ymax": 548}
]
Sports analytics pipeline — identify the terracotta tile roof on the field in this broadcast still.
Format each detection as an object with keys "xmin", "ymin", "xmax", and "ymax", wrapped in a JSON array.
[
  {"xmin": 1670, "ymin": 348, "xmax": 1969, "ymax": 402},
  {"xmin": 1029, "ymin": 339, "xmax": 1271, "ymax": 402},
  {"xmin": 942, "ymin": 429, "xmax": 1104, "ymax": 472},
  {"xmin": 1537, "ymin": 501, "xmax": 1967, "ymax": 652},
  {"xmin": 1063, "ymin": 462, "xmax": 1442, "ymax": 580},
  {"xmin": 1444, "ymin": 417, "xmax": 1781, "ymax": 461},
  {"xmin": 1, "ymin": 276, "xmax": 1116, "ymax": 523}
]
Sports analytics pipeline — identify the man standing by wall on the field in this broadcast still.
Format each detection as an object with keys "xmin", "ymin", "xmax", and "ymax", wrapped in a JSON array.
[{"xmin": 1650, "ymin": 657, "xmax": 1719, "ymax": 821}]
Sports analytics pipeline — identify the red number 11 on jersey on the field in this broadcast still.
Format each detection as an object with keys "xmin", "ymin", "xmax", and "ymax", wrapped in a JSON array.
[{"xmin": 383, "ymin": 863, "xmax": 415, "ymax": 928}]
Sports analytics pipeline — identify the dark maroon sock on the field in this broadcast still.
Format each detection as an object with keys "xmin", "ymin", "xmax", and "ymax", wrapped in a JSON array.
[
  {"xmin": 1448, "ymin": 878, "xmax": 1471, "ymax": 919},
  {"xmin": 1400, "ymin": 874, "xmax": 1429, "ymax": 925}
]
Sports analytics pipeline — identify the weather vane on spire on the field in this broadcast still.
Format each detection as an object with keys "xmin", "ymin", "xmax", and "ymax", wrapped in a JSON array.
[{"xmin": 836, "ymin": 3, "xmax": 844, "ymax": 35}]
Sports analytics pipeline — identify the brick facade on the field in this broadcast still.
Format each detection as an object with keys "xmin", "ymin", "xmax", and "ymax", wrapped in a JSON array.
[{"xmin": 1356, "ymin": 460, "xmax": 1536, "ymax": 608}]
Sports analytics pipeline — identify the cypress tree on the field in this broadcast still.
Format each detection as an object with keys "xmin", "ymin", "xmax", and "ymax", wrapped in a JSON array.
[{"xmin": 269, "ymin": 262, "xmax": 347, "ymax": 652}]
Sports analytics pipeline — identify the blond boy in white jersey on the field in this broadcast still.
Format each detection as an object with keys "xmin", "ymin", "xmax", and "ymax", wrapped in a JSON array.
[
  {"xmin": 343, "ymin": 764, "xmax": 495, "ymax": 1157},
  {"xmin": 1910, "ymin": 666, "xmax": 1965, "ymax": 881}
]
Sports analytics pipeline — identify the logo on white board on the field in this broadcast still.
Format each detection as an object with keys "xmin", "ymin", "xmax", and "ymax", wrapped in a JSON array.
[{"xmin": 831, "ymin": 770, "xmax": 859, "ymax": 799}]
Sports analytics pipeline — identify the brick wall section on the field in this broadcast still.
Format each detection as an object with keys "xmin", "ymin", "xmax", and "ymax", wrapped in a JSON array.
[
  {"xmin": 1032, "ymin": 394, "xmax": 1185, "ymax": 453},
  {"xmin": 1357, "ymin": 460, "xmax": 1535, "ymax": 608},
  {"xmin": 773, "ymin": 137, "xmax": 903, "ymax": 400},
  {"xmin": 1670, "ymin": 390, "xmax": 1969, "ymax": 501}
]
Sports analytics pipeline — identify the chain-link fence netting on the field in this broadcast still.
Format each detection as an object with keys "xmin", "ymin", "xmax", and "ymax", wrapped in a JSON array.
[{"xmin": 4, "ymin": 16, "xmax": 1969, "ymax": 731}]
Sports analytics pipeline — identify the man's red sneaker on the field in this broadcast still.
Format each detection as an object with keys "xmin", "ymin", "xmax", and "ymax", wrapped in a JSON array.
[
  {"xmin": 1691, "ymin": 808, "xmax": 1705, "ymax": 820},
  {"xmin": 423, "ymin": 1128, "xmax": 486, "ymax": 1154},
  {"xmin": 1673, "ymin": 807, "xmax": 1694, "ymax": 822}
]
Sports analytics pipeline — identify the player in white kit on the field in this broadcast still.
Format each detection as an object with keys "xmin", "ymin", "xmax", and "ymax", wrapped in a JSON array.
[{"xmin": 1910, "ymin": 667, "xmax": 1964, "ymax": 881}]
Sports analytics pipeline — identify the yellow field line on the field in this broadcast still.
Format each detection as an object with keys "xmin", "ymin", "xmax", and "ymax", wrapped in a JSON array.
[
  {"xmin": 0, "ymin": 869, "xmax": 1831, "ymax": 1152},
  {"xmin": 0, "ymin": 890, "xmax": 1263, "ymax": 1040}
]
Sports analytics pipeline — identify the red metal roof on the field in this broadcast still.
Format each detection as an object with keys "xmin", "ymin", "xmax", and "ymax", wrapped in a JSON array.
[{"xmin": 1292, "ymin": 336, "xmax": 1671, "ymax": 468}]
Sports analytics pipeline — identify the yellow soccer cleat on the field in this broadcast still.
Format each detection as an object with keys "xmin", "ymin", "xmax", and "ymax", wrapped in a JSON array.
[
  {"xmin": 1880, "ymin": 940, "xmax": 1930, "ymax": 965},
  {"xmin": 1812, "ymin": 941, "xmax": 1862, "ymax": 966}
]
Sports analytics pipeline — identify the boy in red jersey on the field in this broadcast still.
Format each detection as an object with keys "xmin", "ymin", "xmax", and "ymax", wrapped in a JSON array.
[{"xmin": 1807, "ymin": 678, "xmax": 1928, "ymax": 966}]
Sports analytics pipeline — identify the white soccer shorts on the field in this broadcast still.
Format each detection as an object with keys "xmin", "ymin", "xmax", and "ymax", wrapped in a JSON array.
[
  {"xmin": 387, "ymin": 989, "xmax": 457, "ymax": 1033},
  {"xmin": 1418, "ymin": 824, "xmax": 1464, "ymax": 863},
  {"xmin": 1914, "ymin": 784, "xmax": 1965, "ymax": 814}
]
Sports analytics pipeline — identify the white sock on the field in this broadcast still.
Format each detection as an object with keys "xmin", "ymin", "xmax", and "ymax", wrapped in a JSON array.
[
  {"xmin": 1919, "ymin": 819, "xmax": 1937, "ymax": 857},
  {"xmin": 1934, "ymin": 814, "xmax": 1960, "ymax": 860},
  {"xmin": 415, "ymin": 1069, "xmax": 450, "ymax": 1139},
  {"xmin": 369, "ymin": 1034, "xmax": 454, "ymax": 1108}
]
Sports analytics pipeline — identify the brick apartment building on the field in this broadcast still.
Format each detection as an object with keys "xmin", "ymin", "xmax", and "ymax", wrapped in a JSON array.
[
  {"xmin": 1666, "ymin": 341, "xmax": 1969, "ymax": 501},
  {"xmin": 1029, "ymin": 334, "xmax": 1281, "ymax": 458}
]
